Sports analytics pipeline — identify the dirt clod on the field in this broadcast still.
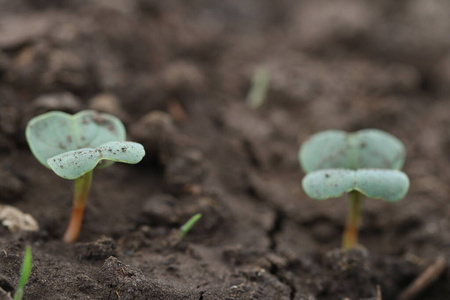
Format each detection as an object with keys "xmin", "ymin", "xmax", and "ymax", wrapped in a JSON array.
[{"xmin": 76, "ymin": 236, "xmax": 117, "ymax": 261}]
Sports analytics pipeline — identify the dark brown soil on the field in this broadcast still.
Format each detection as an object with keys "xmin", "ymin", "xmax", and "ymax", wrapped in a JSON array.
[{"xmin": 1, "ymin": 1, "xmax": 450, "ymax": 299}]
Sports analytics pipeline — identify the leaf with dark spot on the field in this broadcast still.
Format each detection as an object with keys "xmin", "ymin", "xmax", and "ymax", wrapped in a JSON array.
[
  {"xmin": 26, "ymin": 110, "xmax": 126, "ymax": 168},
  {"xmin": 302, "ymin": 169, "xmax": 409, "ymax": 202},
  {"xmin": 47, "ymin": 141, "xmax": 145, "ymax": 180}
]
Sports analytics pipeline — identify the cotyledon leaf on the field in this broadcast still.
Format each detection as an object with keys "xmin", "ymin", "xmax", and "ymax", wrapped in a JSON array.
[
  {"xmin": 302, "ymin": 169, "xmax": 409, "ymax": 202},
  {"xmin": 47, "ymin": 141, "xmax": 145, "ymax": 180},
  {"xmin": 299, "ymin": 130, "xmax": 349, "ymax": 173},
  {"xmin": 299, "ymin": 129, "xmax": 406, "ymax": 173},
  {"xmin": 26, "ymin": 110, "xmax": 126, "ymax": 168},
  {"xmin": 352, "ymin": 129, "xmax": 405, "ymax": 170}
]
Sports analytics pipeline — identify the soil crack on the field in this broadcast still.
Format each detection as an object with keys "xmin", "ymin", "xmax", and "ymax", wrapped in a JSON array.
[
  {"xmin": 267, "ymin": 210, "xmax": 296, "ymax": 299},
  {"xmin": 198, "ymin": 291, "xmax": 204, "ymax": 300},
  {"xmin": 268, "ymin": 209, "xmax": 285, "ymax": 251},
  {"xmin": 268, "ymin": 261, "xmax": 296, "ymax": 300}
]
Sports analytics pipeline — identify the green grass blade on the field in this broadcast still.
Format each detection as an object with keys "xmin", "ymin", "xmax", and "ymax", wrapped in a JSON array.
[
  {"xmin": 14, "ymin": 246, "xmax": 32, "ymax": 300},
  {"xmin": 178, "ymin": 213, "xmax": 202, "ymax": 239},
  {"xmin": 246, "ymin": 67, "xmax": 270, "ymax": 109}
]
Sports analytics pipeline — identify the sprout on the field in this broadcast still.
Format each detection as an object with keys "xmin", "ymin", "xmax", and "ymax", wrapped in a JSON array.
[
  {"xmin": 13, "ymin": 246, "xmax": 32, "ymax": 300},
  {"xmin": 178, "ymin": 213, "xmax": 202, "ymax": 239},
  {"xmin": 26, "ymin": 110, "xmax": 145, "ymax": 243},
  {"xmin": 246, "ymin": 67, "xmax": 270, "ymax": 109},
  {"xmin": 299, "ymin": 129, "xmax": 410, "ymax": 249}
]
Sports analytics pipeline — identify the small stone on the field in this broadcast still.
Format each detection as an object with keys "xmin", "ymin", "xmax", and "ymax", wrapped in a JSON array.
[
  {"xmin": 0, "ymin": 205, "xmax": 39, "ymax": 232},
  {"xmin": 76, "ymin": 236, "xmax": 117, "ymax": 260}
]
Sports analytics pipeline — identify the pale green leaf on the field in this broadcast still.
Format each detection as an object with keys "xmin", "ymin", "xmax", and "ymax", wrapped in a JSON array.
[
  {"xmin": 299, "ymin": 129, "xmax": 405, "ymax": 173},
  {"xmin": 26, "ymin": 110, "xmax": 126, "ymax": 168},
  {"xmin": 47, "ymin": 141, "xmax": 145, "ymax": 180},
  {"xmin": 299, "ymin": 130, "xmax": 349, "ymax": 172},
  {"xmin": 352, "ymin": 129, "xmax": 405, "ymax": 170},
  {"xmin": 302, "ymin": 169, "xmax": 409, "ymax": 202},
  {"xmin": 355, "ymin": 169, "xmax": 410, "ymax": 202}
]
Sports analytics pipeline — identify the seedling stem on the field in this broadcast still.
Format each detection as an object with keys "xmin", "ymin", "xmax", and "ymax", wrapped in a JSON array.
[
  {"xmin": 63, "ymin": 170, "xmax": 93, "ymax": 243},
  {"xmin": 342, "ymin": 191, "xmax": 362, "ymax": 249}
]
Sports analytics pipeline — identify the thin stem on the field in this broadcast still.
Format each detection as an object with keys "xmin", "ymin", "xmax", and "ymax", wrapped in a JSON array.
[
  {"xmin": 178, "ymin": 213, "xmax": 202, "ymax": 239},
  {"xmin": 14, "ymin": 246, "xmax": 32, "ymax": 300},
  {"xmin": 63, "ymin": 171, "xmax": 93, "ymax": 243},
  {"xmin": 342, "ymin": 191, "xmax": 363, "ymax": 249}
]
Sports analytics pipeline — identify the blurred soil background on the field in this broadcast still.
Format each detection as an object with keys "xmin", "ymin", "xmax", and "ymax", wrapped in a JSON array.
[{"xmin": 1, "ymin": 0, "xmax": 450, "ymax": 299}]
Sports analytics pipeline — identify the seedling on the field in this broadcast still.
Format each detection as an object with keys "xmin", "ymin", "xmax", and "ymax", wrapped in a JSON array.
[
  {"xmin": 178, "ymin": 213, "xmax": 202, "ymax": 239},
  {"xmin": 246, "ymin": 67, "xmax": 270, "ymax": 109},
  {"xmin": 26, "ymin": 110, "xmax": 145, "ymax": 243},
  {"xmin": 299, "ymin": 129, "xmax": 410, "ymax": 249},
  {"xmin": 13, "ymin": 246, "xmax": 32, "ymax": 300}
]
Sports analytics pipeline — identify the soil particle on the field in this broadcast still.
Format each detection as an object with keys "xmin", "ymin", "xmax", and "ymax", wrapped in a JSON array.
[{"xmin": 75, "ymin": 236, "xmax": 117, "ymax": 261}]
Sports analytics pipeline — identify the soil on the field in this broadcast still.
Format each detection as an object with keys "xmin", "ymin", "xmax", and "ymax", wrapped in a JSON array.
[{"xmin": 1, "ymin": 0, "xmax": 450, "ymax": 299}]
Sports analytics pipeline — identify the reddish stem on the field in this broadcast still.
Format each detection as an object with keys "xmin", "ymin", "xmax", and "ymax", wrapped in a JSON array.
[{"xmin": 63, "ymin": 171, "xmax": 93, "ymax": 243}]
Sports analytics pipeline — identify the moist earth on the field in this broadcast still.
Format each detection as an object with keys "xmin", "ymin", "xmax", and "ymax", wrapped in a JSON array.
[{"xmin": 1, "ymin": 0, "xmax": 450, "ymax": 299}]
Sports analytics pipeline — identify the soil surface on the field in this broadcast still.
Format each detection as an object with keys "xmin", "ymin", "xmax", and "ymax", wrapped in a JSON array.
[{"xmin": 1, "ymin": 1, "xmax": 450, "ymax": 299}]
